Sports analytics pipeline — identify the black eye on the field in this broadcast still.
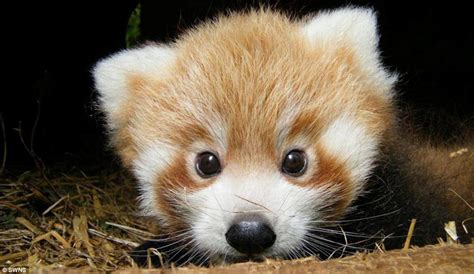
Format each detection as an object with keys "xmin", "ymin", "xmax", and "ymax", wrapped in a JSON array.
[
  {"xmin": 195, "ymin": 152, "xmax": 221, "ymax": 178},
  {"xmin": 282, "ymin": 150, "xmax": 307, "ymax": 176}
]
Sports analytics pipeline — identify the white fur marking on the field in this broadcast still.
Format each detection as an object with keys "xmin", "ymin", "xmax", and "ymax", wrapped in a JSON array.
[
  {"xmin": 133, "ymin": 140, "xmax": 177, "ymax": 216},
  {"xmin": 319, "ymin": 116, "xmax": 379, "ymax": 193},
  {"xmin": 300, "ymin": 7, "xmax": 397, "ymax": 98},
  {"xmin": 302, "ymin": 7, "xmax": 378, "ymax": 58},
  {"xmin": 184, "ymin": 169, "xmax": 336, "ymax": 259},
  {"xmin": 93, "ymin": 45, "xmax": 176, "ymax": 130}
]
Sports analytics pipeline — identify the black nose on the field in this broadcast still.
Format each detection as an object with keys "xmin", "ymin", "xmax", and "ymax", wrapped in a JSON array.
[{"xmin": 225, "ymin": 216, "xmax": 276, "ymax": 255}]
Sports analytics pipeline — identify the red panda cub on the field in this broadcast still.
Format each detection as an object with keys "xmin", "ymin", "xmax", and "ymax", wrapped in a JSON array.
[{"xmin": 93, "ymin": 7, "xmax": 473, "ymax": 266}]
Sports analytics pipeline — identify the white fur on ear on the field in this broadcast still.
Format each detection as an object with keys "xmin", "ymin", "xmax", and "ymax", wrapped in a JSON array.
[
  {"xmin": 302, "ymin": 7, "xmax": 378, "ymax": 56},
  {"xmin": 93, "ymin": 45, "xmax": 175, "ymax": 131},
  {"xmin": 301, "ymin": 7, "xmax": 397, "ymax": 93}
]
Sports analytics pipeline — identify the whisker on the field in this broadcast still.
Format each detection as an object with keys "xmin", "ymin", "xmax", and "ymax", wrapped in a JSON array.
[
  {"xmin": 305, "ymin": 233, "xmax": 369, "ymax": 251},
  {"xmin": 195, "ymin": 249, "xmax": 211, "ymax": 267},
  {"xmin": 166, "ymin": 238, "xmax": 198, "ymax": 260},
  {"xmin": 179, "ymin": 245, "xmax": 202, "ymax": 266},
  {"xmin": 233, "ymin": 194, "xmax": 273, "ymax": 213},
  {"xmin": 221, "ymin": 250, "xmax": 229, "ymax": 266},
  {"xmin": 307, "ymin": 227, "xmax": 377, "ymax": 238},
  {"xmin": 303, "ymin": 237, "xmax": 341, "ymax": 253},
  {"xmin": 127, "ymin": 235, "xmax": 193, "ymax": 256},
  {"xmin": 143, "ymin": 233, "xmax": 193, "ymax": 245},
  {"xmin": 140, "ymin": 230, "xmax": 193, "ymax": 242},
  {"xmin": 338, "ymin": 226, "xmax": 348, "ymax": 258},
  {"xmin": 308, "ymin": 209, "xmax": 400, "ymax": 224}
]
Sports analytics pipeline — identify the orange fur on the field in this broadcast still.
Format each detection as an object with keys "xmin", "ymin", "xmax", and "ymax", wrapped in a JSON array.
[
  {"xmin": 115, "ymin": 9, "xmax": 392, "ymax": 177},
  {"xmin": 95, "ymin": 8, "xmax": 473, "ymax": 264}
]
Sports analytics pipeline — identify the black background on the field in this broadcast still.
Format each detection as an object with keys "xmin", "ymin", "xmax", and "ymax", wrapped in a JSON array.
[{"xmin": 1, "ymin": 1, "xmax": 472, "ymax": 173}]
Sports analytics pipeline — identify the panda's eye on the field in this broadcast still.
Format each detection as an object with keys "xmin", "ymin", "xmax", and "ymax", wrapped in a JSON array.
[
  {"xmin": 195, "ymin": 152, "xmax": 221, "ymax": 178},
  {"xmin": 281, "ymin": 150, "xmax": 307, "ymax": 177}
]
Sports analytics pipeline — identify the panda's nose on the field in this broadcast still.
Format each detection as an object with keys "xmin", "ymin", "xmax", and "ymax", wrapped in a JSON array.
[{"xmin": 225, "ymin": 215, "xmax": 276, "ymax": 255}]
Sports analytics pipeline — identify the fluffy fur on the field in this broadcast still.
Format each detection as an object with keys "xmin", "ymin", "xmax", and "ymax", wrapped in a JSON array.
[{"xmin": 93, "ymin": 7, "xmax": 473, "ymax": 266}]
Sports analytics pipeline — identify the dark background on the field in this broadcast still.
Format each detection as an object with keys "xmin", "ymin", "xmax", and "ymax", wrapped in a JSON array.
[{"xmin": 1, "ymin": 1, "xmax": 472, "ymax": 174}]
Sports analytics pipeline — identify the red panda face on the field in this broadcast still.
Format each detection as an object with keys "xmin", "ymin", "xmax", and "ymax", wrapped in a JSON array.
[{"xmin": 94, "ymin": 7, "xmax": 396, "ymax": 262}]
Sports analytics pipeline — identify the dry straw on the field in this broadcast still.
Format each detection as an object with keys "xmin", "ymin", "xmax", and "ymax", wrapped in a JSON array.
[{"xmin": 0, "ymin": 171, "xmax": 472, "ymax": 272}]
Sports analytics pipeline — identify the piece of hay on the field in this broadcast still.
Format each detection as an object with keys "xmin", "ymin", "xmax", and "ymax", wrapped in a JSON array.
[
  {"xmin": 15, "ymin": 217, "xmax": 42, "ymax": 235},
  {"xmin": 42, "ymin": 195, "xmax": 69, "ymax": 216},
  {"xmin": 73, "ymin": 215, "xmax": 95, "ymax": 257},
  {"xmin": 403, "ymin": 218, "xmax": 417, "ymax": 250},
  {"xmin": 444, "ymin": 221, "xmax": 459, "ymax": 243},
  {"xmin": 449, "ymin": 148, "xmax": 468, "ymax": 158}
]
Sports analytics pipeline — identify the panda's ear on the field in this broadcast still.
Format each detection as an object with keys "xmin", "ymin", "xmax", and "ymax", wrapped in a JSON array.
[
  {"xmin": 301, "ymin": 7, "xmax": 379, "ymax": 63},
  {"xmin": 300, "ymin": 7, "xmax": 396, "ymax": 94},
  {"xmin": 93, "ymin": 45, "xmax": 176, "ymax": 131}
]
